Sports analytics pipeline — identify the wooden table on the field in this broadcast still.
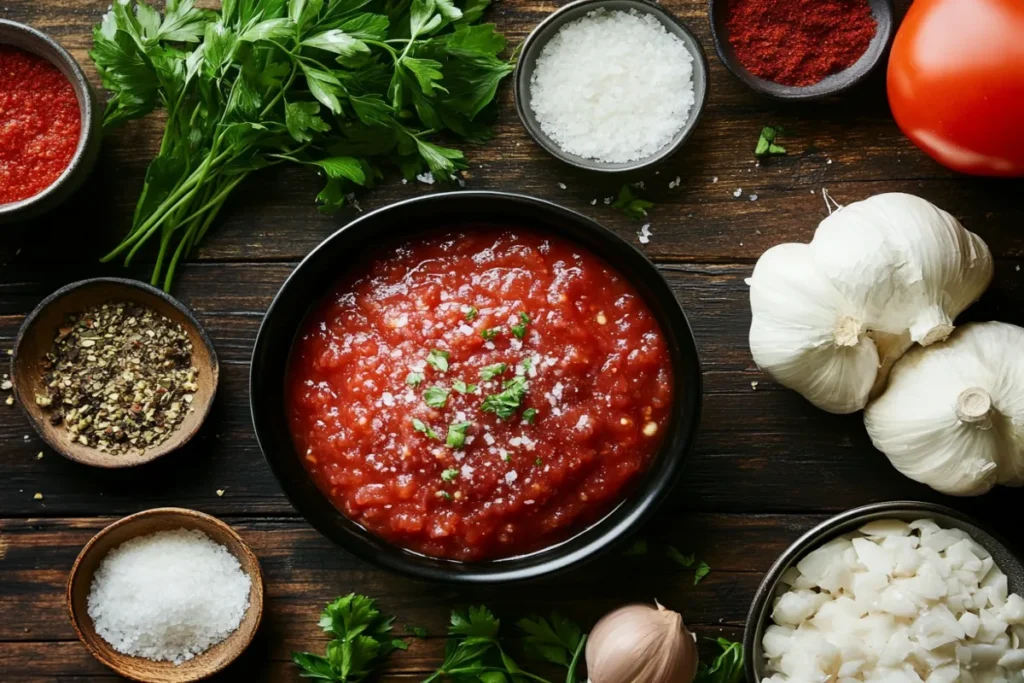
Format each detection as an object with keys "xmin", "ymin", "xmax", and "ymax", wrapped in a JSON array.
[{"xmin": 2, "ymin": 0, "xmax": 1022, "ymax": 680}]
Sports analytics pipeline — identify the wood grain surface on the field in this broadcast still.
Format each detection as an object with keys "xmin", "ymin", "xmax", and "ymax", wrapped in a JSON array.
[{"xmin": 2, "ymin": 0, "xmax": 1023, "ymax": 680}]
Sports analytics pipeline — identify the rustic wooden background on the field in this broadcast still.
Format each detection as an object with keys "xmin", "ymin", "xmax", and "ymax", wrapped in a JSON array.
[{"xmin": 2, "ymin": 0, "xmax": 1022, "ymax": 680}]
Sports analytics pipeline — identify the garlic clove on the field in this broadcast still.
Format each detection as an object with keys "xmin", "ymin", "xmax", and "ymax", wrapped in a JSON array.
[
  {"xmin": 865, "ymin": 322, "xmax": 1024, "ymax": 496},
  {"xmin": 749, "ymin": 243, "xmax": 879, "ymax": 413},
  {"xmin": 586, "ymin": 602, "xmax": 698, "ymax": 683}
]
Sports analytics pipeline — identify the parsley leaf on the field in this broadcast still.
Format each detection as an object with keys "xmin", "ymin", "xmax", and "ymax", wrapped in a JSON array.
[
  {"xmin": 426, "ymin": 349, "xmax": 450, "ymax": 372},
  {"xmin": 481, "ymin": 327, "xmax": 500, "ymax": 340},
  {"xmin": 511, "ymin": 311, "xmax": 530, "ymax": 339},
  {"xmin": 465, "ymin": 306, "xmax": 478, "ymax": 321},
  {"xmin": 754, "ymin": 125, "xmax": 787, "ymax": 157},
  {"xmin": 481, "ymin": 376, "xmax": 528, "ymax": 420},
  {"xmin": 441, "ymin": 467, "xmax": 459, "ymax": 481},
  {"xmin": 292, "ymin": 594, "xmax": 400, "ymax": 682},
  {"xmin": 445, "ymin": 421, "xmax": 472, "ymax": 448},
  {"xmin": 623, "ymin": 539, "xmax": 648, "ymax": 556},
  {"xmin": 522, "ymin": 407, "xmax": 538, "ymax": 424},
  {"xmin": 479, "ymin": 363, "xmax": 507, "ymax": 381},
  {"xmin": 406, "ymin": 625, "xmax": 428, "ymax": 638},
  {"xmin": 666, "ymin": 545, "xmax": 695, "ymax": 568},
  {"xmin": 412, "ymin": 418, "xmax": 441, "ymax": 440},
  {"xmin": 694, "ymin": 560, "xmax": 711, "ymax": 585},
  {"xmin": 406, "ymin": 371, "xmax": 425, "ymax": 387},
  {"xmin": 423, "ymin": 385, "xmax": 449, "ymax": 408},
  {"xmin": 695, "ymin": 638, "xmax": 744, "ymax": 683},
  {"xmin": 452, "ymin": 379, "xmax": 477, "ymax": 394},
  {"xmin": 612, "ymin": 184, "xmax": 654, "ymax": 220}
]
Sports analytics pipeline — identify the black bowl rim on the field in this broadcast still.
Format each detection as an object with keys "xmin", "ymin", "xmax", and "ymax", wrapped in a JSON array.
[
  {"xmin": 250, "ymin": 191, "xmax": 703, "ymax": 583},
  {"xmin": 0, "ymin": 19, "xmax": 102, "ymax": 221},
  {"xmin": 743, "ymin": 500, "xmax": 1024, "ymax": 682},
  {"xmin": 707, "ymin": 0, "xmax": 896, "ymax": 101},
  {"xmin": 11, "ymin": 277, "xmax": 221, "ymax": 469},
  {"xmin": 512, "ymin": 0, "xmax": 710, "ymax": 173}
]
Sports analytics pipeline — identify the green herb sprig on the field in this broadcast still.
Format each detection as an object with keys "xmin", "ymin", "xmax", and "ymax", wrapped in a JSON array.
[
  {"xmin": 91, "ymin": 0, "xmax": 515, "ymax": 290},
  {"xmin": 612, "ymin": 184, "xmax": 654, "ymax": 219},
  {"xmin": 754, "ymin": 125, "xmax": 786, "ymax": 157}
]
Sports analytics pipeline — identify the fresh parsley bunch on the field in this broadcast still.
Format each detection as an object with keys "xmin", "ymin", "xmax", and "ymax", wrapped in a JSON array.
[
  {"xmin": 292, "ymin": 594, "xmax": 407, "ymax": 681},
  {"xmin": 90, "ymin": 0, "xmax": 515, "ymax": 289}
]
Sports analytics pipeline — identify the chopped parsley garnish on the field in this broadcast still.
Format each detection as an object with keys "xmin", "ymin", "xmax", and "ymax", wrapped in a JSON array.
[
  {"xmin": 521, "ymin": 356, "xmax": 533, "ymax": 372},
  {"xmin": 452, "ymin": 379, "xmax": 477, "ymax": 394},
  {"xmin": 481, "ymin": 327, "xmax": 500, "ymax": 340},
  {"xmin": 481, "ymin": 376, "xmax": 529, "ymax": 420},
  {"xmin": 612, "ymin": 184, "xmax": 654, "ymax": 220},
  {"xmin": 522, "ymin": 408, "xmax": 538, "ymax": 424},
  {"xmin": 666, "ymin": 545, "xmax": 695, "ymax": 568},
  {"xmin": 423, "ymin": 386, "xmax": 449, "ymax": 409},
  {"xmin": 411, "ymin": 418, "xmax": 440, "ymax": 440},
  {"xmin": 511, "ymin": 312, "xmax": 530, "ymax": 339},
  {"xmin": 406, "ymin": 625, "xmax": 428, "ymax": 638},
  {"xmin": 534, "ymin": 457, "xmax": 542, "ymax": 466},
  {"xmin": 437, "ymin": 490, "xmax": 452, "ymax": 501},
  {"xmin": 405, "ymin": 371, "xmax": 425, "ymax": 387},
  {"xmin": 694, "ymin": 560, "xmax": 711, "ymax": 585},
  {"xmin": 426, "ymin": 349, "xmax": 450, "ymax": 372},
  {"xmin": 623, "ymin": 539, "xmax": 649, "ymax": 556},
  {"xmin": 441, "ymin": 467, "xmax": 459, "ymax": 482},
  {"xmin": 479, "ymin": 363, "xmax": 507, "ymax": 381},
  {"xmin": 755, "ymin": 125, "xmax": 786, "ymax": 157},
  {"xmin": 446, "ymin": 421, "xmax": 472, "ymax": 449},
  {"xmin": 465, "ymin": 306, "xmax": 478, "ymax": 322}
]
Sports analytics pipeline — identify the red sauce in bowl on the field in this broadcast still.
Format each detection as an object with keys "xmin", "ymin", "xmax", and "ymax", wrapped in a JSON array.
[
  {"xmin": 286, "ymin": 229, "xmax": 674, "ymax": 561},
  {"xmin": 0, "ymin": 46, "xmax": 81, "ymax": 205}
]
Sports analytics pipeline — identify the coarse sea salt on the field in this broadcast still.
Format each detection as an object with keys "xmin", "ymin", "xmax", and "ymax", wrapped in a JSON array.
[
  {"xmin": 529, "ymin": 9, "xmax": 695, "ymax": 163},
  {"xmin": 87, "ymin": 528, "xmax": 251, "ymax": 664}
]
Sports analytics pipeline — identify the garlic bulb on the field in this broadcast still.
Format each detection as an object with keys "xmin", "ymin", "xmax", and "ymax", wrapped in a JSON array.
[
  {"xmin": 586, "ymin": 602, "xmax": 697, "ymax": 683},
  {"xmin": 865, "ymin": 321, "xmax": 1024, "ymax": 496},
  {"xmin": 749, "ymin": 193, "xmax": 993, "ymax": 414}
]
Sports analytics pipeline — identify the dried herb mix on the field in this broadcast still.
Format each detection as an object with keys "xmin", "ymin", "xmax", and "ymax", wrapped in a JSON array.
[{"xmin": 38, "ymin": 302, "xmax": 197, "ymax": 455}]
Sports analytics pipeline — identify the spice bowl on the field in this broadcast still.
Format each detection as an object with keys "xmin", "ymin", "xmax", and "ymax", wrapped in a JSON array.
[
  {"xmin": 512, "ymin": 0, "xmax": 709, "ymax": 173},
  {"xmin": 708, "ymin": 0, "xmax": 895, "ymax": 100},
  {"xmin": 743, "ymin": 501, "xmax": 1024, "ymax": 683},
  {"xmin": 0, "ymin": 19, "xmax": 102, "ymax": 223},
  {"xmin": 67, "ymin": 507, "xmax": 264, "ymax": 683},
  {"xmin": 11, "ymin": 277, "xmax": 219, "ymax": 468}
]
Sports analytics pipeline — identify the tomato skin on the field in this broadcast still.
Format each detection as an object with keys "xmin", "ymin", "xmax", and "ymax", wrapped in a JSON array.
[{"xmin": 887, "ymin": 0, "xmax": 1024, "ymax": 177}]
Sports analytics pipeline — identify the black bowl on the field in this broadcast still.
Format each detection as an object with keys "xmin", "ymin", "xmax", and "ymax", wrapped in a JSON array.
[
  {"xmin": 250, "ymin": 192, "xmax": 702, "ymax": 583},
  {"xmin": 744, "ymin": 501, "xmax": 1024, "ymax": 682},
  {"xmin": 708, "ymin": 0, "xmax": 895, "ymax": 100}
]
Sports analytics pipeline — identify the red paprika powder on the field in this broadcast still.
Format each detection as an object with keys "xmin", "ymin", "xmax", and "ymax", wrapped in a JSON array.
[
  {"xmin": 0, "ymin": 45, "xmax": 82, "ymax": 205},
  {"xmin": 725, "ymin": 0, "xmax": 878, "ymax": 87}
]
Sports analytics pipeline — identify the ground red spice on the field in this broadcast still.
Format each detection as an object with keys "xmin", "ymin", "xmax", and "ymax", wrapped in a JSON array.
[
  {"xmin": 0, "ymin": 46, "xmax": 81, "ymax": 205},
  {"xmin": 726, "ymin": 0, "xmax": 878, "ymax": 87}
]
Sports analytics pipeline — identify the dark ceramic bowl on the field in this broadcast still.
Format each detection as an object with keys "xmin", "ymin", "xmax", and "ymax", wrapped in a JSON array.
[
  {"xmin": 708, "ymin": 0, "xmax": 895, "ymax": 100},
  {"xmin": 513, "ymin": 0, "xmax": 709, "ymax": 172},
  {"xmin": 250, "ymin": 192, "xmax": 703, "ymax": 583},
  {"xmin": 0, "ymin": 20, "xmax": 102, "ymax": 223},
  {"xmin": 744, "ymin": 501, "xmax": 1024, "ymax": 682}
]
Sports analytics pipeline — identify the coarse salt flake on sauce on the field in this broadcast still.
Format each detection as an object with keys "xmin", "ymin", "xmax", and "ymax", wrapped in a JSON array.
[{"xmin": 287, "ymin": 228, "xmax": 674, "ymax": 561}]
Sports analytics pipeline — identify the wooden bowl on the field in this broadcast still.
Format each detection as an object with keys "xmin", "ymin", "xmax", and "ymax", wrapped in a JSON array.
[
  {"xmin": 67, "ymin": 508, "xmax": 264, "ymax": 683},
  {"xmin": 11, "ymin": 278, "xmax": 219, "ymax": 468}
]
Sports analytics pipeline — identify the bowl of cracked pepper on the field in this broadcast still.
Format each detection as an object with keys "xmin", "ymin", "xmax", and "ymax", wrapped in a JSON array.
[{"xmin": 12, "ymin": 278, "xmax": 219, "ymax": 468}]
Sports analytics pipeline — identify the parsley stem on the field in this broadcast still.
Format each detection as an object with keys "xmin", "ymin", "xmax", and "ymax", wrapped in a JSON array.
[
  {"xmin": 565, "ymin": 634, "xmax": 587, "ymax": 683},
  {"xmin": 259, "ymin": 61, "xmax": 298, "ymax": 118}
]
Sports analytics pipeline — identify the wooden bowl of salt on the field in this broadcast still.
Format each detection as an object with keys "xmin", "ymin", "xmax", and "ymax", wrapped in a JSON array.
[{"xmin": 67, "ymin": 508, "xmax": 264, "ymax": 682}]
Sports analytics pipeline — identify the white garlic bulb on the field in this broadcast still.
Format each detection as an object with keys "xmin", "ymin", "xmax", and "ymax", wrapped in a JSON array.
[
  {"xmin": 865, "ymin": 321, "xmax": 1024, "ymax": 496},
  {"xmin": 749, "ymin": 193, "xmax": 993, "ymax": 414}
]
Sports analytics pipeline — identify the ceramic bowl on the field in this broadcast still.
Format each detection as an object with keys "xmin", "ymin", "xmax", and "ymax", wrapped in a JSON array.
[
  {"xmin": 744, "ymin": 501, "xmax": 1024, "ymax": 682},
  {"xmin": 0, "ymin": 20, "xmax": 102, "ymax": 222},
  {"xmin": 67, "ymin": 508, "xmax": 264, "ymax": 683},
  {"xmin": 708, "ymin": 0, "xmax": 895, "ymax": 100},
  {"xmin": 250, "ymin": 191, "xmax": 703, "ymax": 583},
  {"xmin": 512, "ymin": 0, "xmax": 710, "ymax": 172},
  {"xmin": 11, "ymin": 278, "xmax": 219, "ymax": 468}
]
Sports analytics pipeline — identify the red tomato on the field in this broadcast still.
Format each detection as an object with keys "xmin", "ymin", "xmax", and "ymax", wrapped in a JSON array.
[{"xmin": 887, "ymin": 0, "xmax": 1024, "ymax": 177}]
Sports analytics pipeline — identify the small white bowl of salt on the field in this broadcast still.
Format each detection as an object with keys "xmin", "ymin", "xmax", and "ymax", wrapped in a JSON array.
[
  {"xmin": 513, "ymin": 0, "xmax": 710, "ymax": 172},
  {"xmin": 67, "ymin": 507, "xmax": 264, "ymax": 683}
]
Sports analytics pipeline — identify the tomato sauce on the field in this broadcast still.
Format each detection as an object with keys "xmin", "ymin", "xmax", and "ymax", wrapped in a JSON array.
[
  {"xmin": 0, "ymin": 46, "xmax": 81, "ymax": 205},
  {"xmin": 287, "ymin": 229, "xmax": 674, "ymax": 561}
]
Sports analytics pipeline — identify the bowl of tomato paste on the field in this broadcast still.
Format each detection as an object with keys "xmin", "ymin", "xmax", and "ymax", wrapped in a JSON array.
[
  {"xmin": 251, "ymin": 192, "xmax": 702, "ymax": 583},
  {"xmin": 0, "ymin": 20, "xmax": 101, "ymax": 223}
]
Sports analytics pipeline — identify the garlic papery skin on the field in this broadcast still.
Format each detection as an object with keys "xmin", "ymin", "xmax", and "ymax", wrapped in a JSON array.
[
  {"xmin": 586, "ymin": 602, "xmax": 697, "ymax": 683},
  {"xmin": 748, "ymin": 193, "xmax": 992, "ymax": 414},
  {"xmin": 864, "ymin": 321, "xmax": 1024, "ymax": 496}
]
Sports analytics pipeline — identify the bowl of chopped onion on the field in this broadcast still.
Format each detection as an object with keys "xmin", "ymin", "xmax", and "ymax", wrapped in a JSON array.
[{"xmin": 744, "ymin": 501, "xmax": 1024, "ymax": 683}]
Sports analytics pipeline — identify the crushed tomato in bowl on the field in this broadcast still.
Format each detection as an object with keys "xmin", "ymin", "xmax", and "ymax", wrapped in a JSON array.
[{"xmin": 286, "ymin": 228, "xmax": 674, "ymax": 561}]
